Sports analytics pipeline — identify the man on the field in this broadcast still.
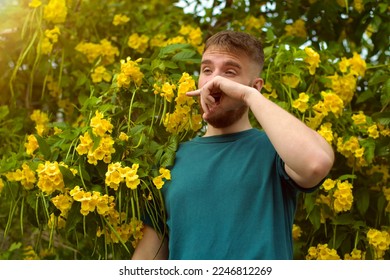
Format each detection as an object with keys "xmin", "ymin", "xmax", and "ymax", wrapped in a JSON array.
[{"xmin": 132, "ymin": 30, "xmax": 334, "ymax": 260}]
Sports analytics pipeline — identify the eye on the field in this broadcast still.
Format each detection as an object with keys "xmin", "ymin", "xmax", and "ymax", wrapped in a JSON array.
[
  {"xmin": 202, "ymin": 67, "xmax": 212, "ymax": 75},
  {"xmin": 224, "ymin": 69, "xmax": 237, "ymax": 76}
]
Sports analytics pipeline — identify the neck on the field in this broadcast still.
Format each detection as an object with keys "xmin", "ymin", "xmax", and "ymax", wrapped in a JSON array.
[{"xmin": 204, "ymin": 115, "xmax": 252, "ymax": 137}]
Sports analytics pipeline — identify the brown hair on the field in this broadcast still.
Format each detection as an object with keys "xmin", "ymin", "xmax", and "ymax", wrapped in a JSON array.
[{"xmin": 204, "ymin": 30, "xmax": 265, "ymax": 74}]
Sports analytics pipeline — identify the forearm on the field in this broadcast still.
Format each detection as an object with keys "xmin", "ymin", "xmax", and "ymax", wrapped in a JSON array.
[{"xmin": 246, "ymin": 90, "xmax": 334, "ymax": 188}]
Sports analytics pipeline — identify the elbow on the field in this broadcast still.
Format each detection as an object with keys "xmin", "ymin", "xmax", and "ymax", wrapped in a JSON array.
[{"xmin": 307, "ymin": 149, "xmax": 335, "ymax": 186}]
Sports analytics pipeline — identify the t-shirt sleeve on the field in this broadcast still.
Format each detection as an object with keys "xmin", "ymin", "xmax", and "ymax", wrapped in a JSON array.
[{"xmin": 276, "ymin": 154, "xmax": 324, "ymax": 193}]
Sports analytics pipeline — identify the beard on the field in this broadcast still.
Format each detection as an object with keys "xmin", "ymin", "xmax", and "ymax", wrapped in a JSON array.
[{"xmin": 203, "ymin": 104, "xmax": 248, "ymax": 128}]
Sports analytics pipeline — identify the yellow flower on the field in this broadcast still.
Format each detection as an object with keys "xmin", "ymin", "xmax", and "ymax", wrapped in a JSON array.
[
  {"xmin": 285, "ymin": 19, "xmax": 307, "ymax": 38},
  {"xmin": 317, "ymin": 122, "xmax": 334, "ymax": 144},
  {"xmin": 119, "ymin": 132, "xmax": 129, "ymax": 141},
  {"xmin": 322, "ymin": 178, "xmax": 336, "ymax": 191},
  {"xmin": 29, "ymin": 0, "xmax": 42, "ymax": 8},
  {"xmin": 161, "ymin": 82, "xmax": 176, "ymax": 102},
  {"xmin": 282, "ymin": 75, "xmax": 300, "ymax": 88},
  {"xmin": 349, "ymin": 52, "xmax": 366, "ymax": 77},
  {"xmin": 125, "ymin": 164, "xmax": 141, "ymax": 190},
  {"xmin": 327, "ymin": 72, "xmax": 357, "ymax": 104},
  {"xmin": 367, "ymin": 124, "xmax": 379, "ymax": 139},
  {"xmin": 353, "ymin": 0, "xmax": 364, "ymax": 13},
  {"xmin": 36, "ymin": 161, "xmax": 65, "ymax": 195},
  {"xmin": 91, "ymin": 66, "xmax": 112, "ymax": 83},
  {"xmin": 244, "ymin": 15, "xmax": 266, "ymax": 31},
  {"xmin": 352, "ymin": 111, "xmax": 367, "ymax": 126},
  {"xmin": 0, "ymin": 178, "xmax": 4, "ymax": 193},
  {"xmin": 306, "ymin": 243, "xmax": 340, "ymax": 260},
  {"xmin": 117, "ymin": 56, "xmax": 144, "ymax": 88},
  {"xmin": 153, "ymin": 167, "xmax": 171, "ymax": 189},
  {"xmin": 321, "ymin": 91, "xmax": 344, "ymax": 117},
  {"xmin": 344, "ymin": 248, "xmax": 365, "ymax": 260},
  {"xmin": 152, "ymin": 176, "xmax": 164, "ymax": 189},
  {"xmin": 112, "ymin": 14, "xmax": 130, "ymax": 26},
  {"xmin": 90, "ymin": 111, "xmax": 113, "ymax": 137},
  {"xmin": 150, "ymin": 34, "xmax": 167, "ymax": 48},
  {"xmin": 338, "ymin": 57, "xmax": 350, "ymax": 73},
  {"xmin": 333, "ymin": 180, "xmax": 353, "ymax": 213},
  {"xmin": 292, "ymin": 224, "xmax": 302, "ymax": 240},
  {"xmin": 304, "ymin": 47, "xmax": 321, "ymax": 75},
  {"xmin": 292, "ymin": 92, "xmax": 310, "ymax": 113},
  {"xmin": 25, "ymin": 134, "xmax": 39, "ymax": 156},
  {"xmin": 43, "ymin": 0, "xmax": 68, "ymax": 24},
  {"xmin": 367, "ymin": 228, "xmax": 390, "ymax": 259},
  {"xmin": 75, "ymin": 39, "xmax": 119, "ymax": 65},
  {"xmin": 128, "ymin": 33, "xmax": 149, "ymax": 54},
  {"xmin": 51, "ymin": 194, "xmax": 73, "ymax": 215}
]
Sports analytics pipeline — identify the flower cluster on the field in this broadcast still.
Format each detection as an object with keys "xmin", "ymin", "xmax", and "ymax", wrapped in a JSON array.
[
  {"xmin": 105, "ymin": 162, "xmax": 141, "ymax": 191},
  {"xmin": 41, "ymin": 26, "xmax": 61, "ymax": 55},
  {"xmin": 366, "ymin": 228, "xmax": 390, "ymax": 259},
  {"xmin": 70, "ymin": 186, "xmax": 115, "ymax": 216},
  {"xmin": 97, "ymin": 216, "xmax": 144, "ymax": 249},
  {"xmin": 304, "ymin": 47, "xmax": 320, "ymax": 75},
  {"xmin": 316, "ymin": 178, "xmax": 354, "ymax": 219},
  {"xmin": 292, "ymin": 224, "xmax": 302, "ymax": 241},
  {"xmin": 76, "ymin": 111, "xmax": 116, "ymax": 165},
  {"xmin": 75, "ymin": 39, "xmax": 119, "ymax": 65},
  {"xmin": 91, "ymin": 66, "xmax": 112, "ymax": 84},
  {"xmin": 306, "ymin": 243, "xmax": 341, "ymax": 260},
  {"xmin": 128, "ymin": 33, "xmax": 149, "ymax": 54},
  {"xmin": 30, "ymin": 109, "xmax": 49, "ymax": 136},
  {"xmin": 344, "ymin": 248, "xmax": 365, "ymax": 260},
  {"xmin": 43, "ymin": 0, "xmax": 68, "ymax": 24},
  {"xmin": 36, "ymin": 161, "xmax": 66, "ymax": 195},
  {"xmin": 5, "ymin": 163, "xmax": 36, "ymax": 190},
  {"xmin": 116, "ymin": 57, "xmax": 144, "ymax": 88},
  {"xmin": 244, "ymin": 15, "xmax": 266, "ymax": 31},
  {"xmin": 163, "ymin": 73, "xmax": 202, "ymax": 134},
  {"xmin": 336, "ymin": 136, "xmax": 367, "ymax": 167},
  {"xmin": 292, "ymin": 92, "xmax": 310, "ymax": 113},
  {"xmin": 112, "ymin": 14, "xmax": 130, "ymax": 26},
  {"xmin": 285, "ymin": 19, "xmax": 307, "ymax": 38},
  {"xmin": 25, "ymin": 134, "xmax": 39, "ymax": 156},
  {"xmin": 154, "ymin": 82, "xmax": 176, "ymax": 102}
]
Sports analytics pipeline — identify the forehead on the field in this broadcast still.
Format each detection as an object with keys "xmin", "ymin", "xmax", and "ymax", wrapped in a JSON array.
[{"xmin": 201, "ymin": 46, "xmax": 250, "ymax": 66}]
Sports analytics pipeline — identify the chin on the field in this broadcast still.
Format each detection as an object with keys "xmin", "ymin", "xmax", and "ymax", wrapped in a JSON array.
[{"xmin": 205, "ymin": 106, "xmax": 247, "ymax": 128}]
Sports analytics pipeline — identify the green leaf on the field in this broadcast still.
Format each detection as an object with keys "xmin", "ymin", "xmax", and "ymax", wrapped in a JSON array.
[
  {"xmin": 34, "ymin": 134, "xmax": 52, "ymax": 159},
  {"xmin": 331, "ymin": 213, "xmax": 355, "ymax": 225},
  {"xmin": 360, "ymin": 138, "xmax": 376, "ymax": 164},
  {"xmin": 355, "ymin": 187, "xmax": 370, "ymax": 216},
  {"xmin": 307, "ymin": 205, "xmax": 321, "ymax": 231},
  {"xmin": 172, "ymin": 50, "xmax": 197, "ymax": 61},
  {"xmin": 337, "ymin": 174, "xmax": 357, "ymax": 181},
  {"xmin": 0, "ymin": 105, "xmax": 9, "ymax": 120}
]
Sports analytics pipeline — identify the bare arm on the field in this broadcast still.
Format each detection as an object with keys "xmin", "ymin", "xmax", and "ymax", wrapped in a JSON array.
[
  {"xmin": 131, "ymin": 225, "xmax": 168, "ymax": 260},
  {"xmin": 188, "ymin": 76, "xmax": 334, "ymax": 188},
  {"xmin": 246, "ymin": 90, "xmax": 334, "ymax": 188}
]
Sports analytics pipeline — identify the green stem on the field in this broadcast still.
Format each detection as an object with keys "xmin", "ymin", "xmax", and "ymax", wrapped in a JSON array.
[{"xmin": 127, "ymin": 88, "xmax": 137, "ymax": 134}]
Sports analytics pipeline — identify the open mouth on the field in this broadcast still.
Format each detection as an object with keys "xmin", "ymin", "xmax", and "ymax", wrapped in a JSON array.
[{"xmin": 211, "ymin": 91, "xmax": 222, "ymax": 104}]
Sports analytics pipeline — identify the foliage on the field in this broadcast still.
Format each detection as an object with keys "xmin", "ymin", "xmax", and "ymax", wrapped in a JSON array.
[{"xmin": 0, "ymin": 0, "xmax": 389, "ymax": 259}]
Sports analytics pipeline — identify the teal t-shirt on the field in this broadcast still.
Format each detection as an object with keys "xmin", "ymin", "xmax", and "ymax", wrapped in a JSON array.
[{"xmin": 162, "ymin": 128, "xmax": 311, "ymax": 260}]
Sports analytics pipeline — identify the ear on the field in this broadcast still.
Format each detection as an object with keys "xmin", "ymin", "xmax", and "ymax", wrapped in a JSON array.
[{"xmin": 252, "ymin": 77, "xmax": 264, "ymax": 92}]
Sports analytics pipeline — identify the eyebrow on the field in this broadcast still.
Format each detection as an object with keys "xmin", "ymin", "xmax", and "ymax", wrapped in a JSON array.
[{"xmin": 201, "ymin": 59, "xmax": 242, "ymax": 69}]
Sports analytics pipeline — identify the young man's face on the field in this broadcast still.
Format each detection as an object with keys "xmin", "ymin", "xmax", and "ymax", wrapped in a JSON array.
[{"xmin": 198, "ymin": 46, "xmax": 260, "ymax": 128}]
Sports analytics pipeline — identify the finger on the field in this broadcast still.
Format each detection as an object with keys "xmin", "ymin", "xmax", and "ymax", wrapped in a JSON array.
[{"xmin": 186, "ymin": 89, "xmax": 202, "ymax": 96}]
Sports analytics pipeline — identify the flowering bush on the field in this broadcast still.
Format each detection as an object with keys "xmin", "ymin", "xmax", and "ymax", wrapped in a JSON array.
[{"xmin": 0, "ymin": 0, "xmax": 389, "ymax": 259}]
